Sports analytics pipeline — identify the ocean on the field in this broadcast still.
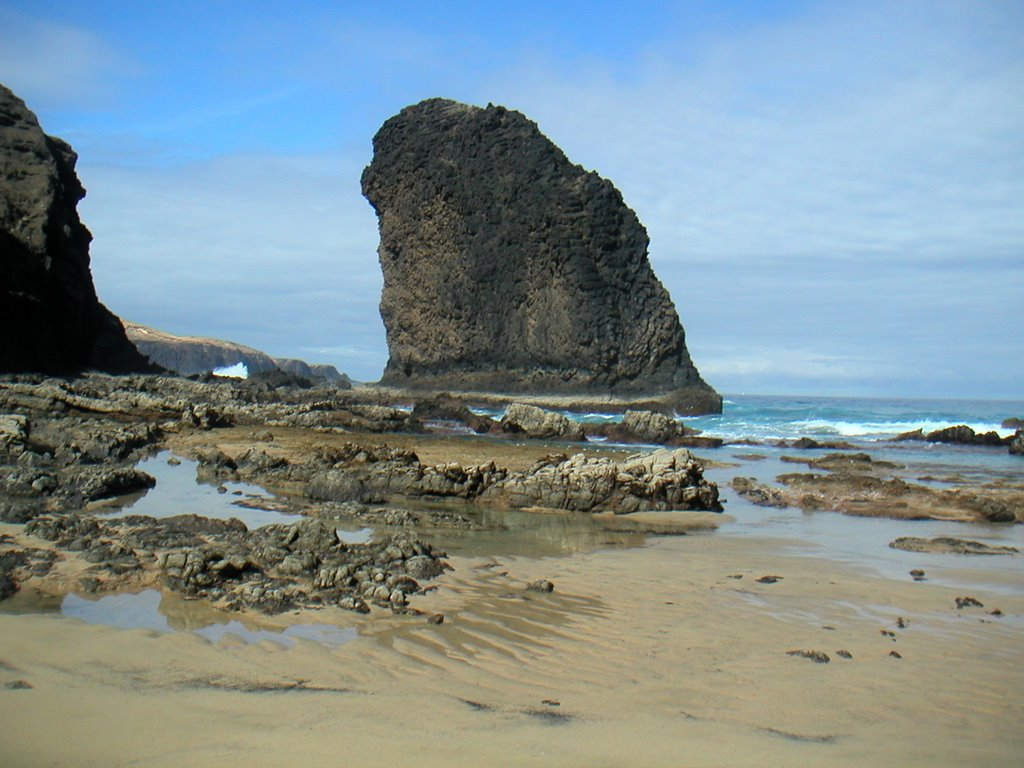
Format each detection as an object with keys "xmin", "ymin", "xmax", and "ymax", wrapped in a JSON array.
[{"xmin": 684, "ymin": 393, "xmax": 1022, "ymax": 444}]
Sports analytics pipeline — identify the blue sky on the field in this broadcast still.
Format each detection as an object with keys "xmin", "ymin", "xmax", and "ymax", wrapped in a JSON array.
[{"xmin": 2, "ymin": 0, "xmax": 1022, "ymax": 398}]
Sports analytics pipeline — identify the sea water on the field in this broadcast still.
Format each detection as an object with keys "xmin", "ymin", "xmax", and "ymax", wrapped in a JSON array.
[{"xmin": 684, "ymin": 394, "xmax": 1020, "ymax": 443}]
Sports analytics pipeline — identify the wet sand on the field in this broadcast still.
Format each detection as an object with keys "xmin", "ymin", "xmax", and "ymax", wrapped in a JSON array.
[{"xmin": 2, "ymin": 533, "xmax": 1021, "ymax": 767}]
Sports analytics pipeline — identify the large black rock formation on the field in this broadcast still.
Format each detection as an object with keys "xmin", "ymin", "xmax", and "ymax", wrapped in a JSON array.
[
  {"xmin": 0, "ymin": 83, "xmax": 152, "ymax": 374},
  {"xmin": 361, "ymin": 98, "xmax": 719, "ymax": 413}
]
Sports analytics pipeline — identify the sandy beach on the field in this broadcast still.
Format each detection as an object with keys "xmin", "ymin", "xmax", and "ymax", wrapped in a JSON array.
[{"xmin": 2, "ymin": 530, "xmax": 1021, "ymax": 767}]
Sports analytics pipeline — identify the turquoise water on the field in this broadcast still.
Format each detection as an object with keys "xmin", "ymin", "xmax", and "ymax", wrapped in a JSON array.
[{"xmin": 686, "ymin": 394, "xmax": 1022, "ymax": 443}]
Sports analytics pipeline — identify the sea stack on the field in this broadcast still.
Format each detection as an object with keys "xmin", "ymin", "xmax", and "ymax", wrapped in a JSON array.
[
  {"xmin": 361, "ymin": 98, "xmax": 720, "ymax": 413},
  {"xmin": 0, "ymin": 83, "xmax": 152, "ymax": 374}
]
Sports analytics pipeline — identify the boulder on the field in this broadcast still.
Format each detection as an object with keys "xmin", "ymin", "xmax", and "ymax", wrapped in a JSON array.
[
  {"xmin": 1010, "ymin": 430, "xmax": 1023, "ymax": 457},
  {"xmin": 500, "ymin": 403, "xmax": 585, "ymax": 441},
  {"xmin": 361, "ymin": 98, "xmax": 720, "ymax": 413},
  {"xmin": 0, "ymin": 83, "xmax": 154, "ymax": 374}
]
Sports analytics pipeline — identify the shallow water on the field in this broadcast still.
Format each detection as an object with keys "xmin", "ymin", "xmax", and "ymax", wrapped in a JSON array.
[
  {"xmin": 704, "ymin": 446, "xmax": 1024, "ymax": 596},
  {"xmin": 61, "ymin": 589, "xmax": 357, "ymax": 647},
  {"xmin": 98, "ymin": 450, "xmax": 298, "ymax": 529}
]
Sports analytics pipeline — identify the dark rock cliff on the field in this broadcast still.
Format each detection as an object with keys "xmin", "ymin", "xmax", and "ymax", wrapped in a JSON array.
[
  {"xmin": 361, "ymin": 98, "xmax": 719, "ymax": 413},
  {"xmin": 0, "ymin": 83, "xmax": 152, "ymax": 374}
]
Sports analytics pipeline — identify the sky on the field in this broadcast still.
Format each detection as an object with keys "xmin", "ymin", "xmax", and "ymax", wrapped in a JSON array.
[{"xmin": 2, "ymin": 0, "xmax": 1022, "ymax": 398}]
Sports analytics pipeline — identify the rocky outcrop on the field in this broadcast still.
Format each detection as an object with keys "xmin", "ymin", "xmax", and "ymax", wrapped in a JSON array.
[
  {"xmin": 894, "ymin": 425, "xmax": 1007, "ymax": 446},
  {"xmin": 16, "ymin": 513, "xmax": 448, "ymax": 615},
  {"xmin": 500, "ymin": 403, "xmax": 585, "ymax": 442},
  {"xmin": 490, "ymin": 449, "xmax": 721, "ymax": 513},
  {"xmin": 303, "ymin": 441, "xmax": 720, "ymax": 514},
  {"xmin": 0, "ymin": 83, "xmax": 153, "ymax": 374},
  {"xmin": 1009, "ymin": 430, "xmax": 1023, "ymax": 457},
  {"xmin": 889, "ymin": 537, "xmax": 1018, "ymax": 555},
  {"xmin": 122, "ymin": 321, "xmax": 351, "ymax": 387},
  {"xmin": 361, "ymin": 98, "xmax": 719, "ymax": 413}
]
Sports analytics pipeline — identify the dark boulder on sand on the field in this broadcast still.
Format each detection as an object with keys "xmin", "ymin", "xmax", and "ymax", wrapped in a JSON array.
[
  {"xmin": 361, "ymin": 98, "xmax": 719, "ymax": 414},
  {"xmin": 0, "ymin": 83, "xmax": 153, "ymax": 374}
]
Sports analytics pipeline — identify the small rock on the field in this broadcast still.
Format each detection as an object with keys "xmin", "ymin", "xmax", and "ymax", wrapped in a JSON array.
[
  {"xmin": 526, "ymin": 579, "xmax": 555, "ymax": 593},
  {"xmin": 786, "ymin": 649, "xmax": 830, "ymax": 663},
  {"xmin": 955, "ymin": 596, "xmax": 984, "ymax": 610},
  {"xmin": 835, "ymin": 650, "xmax": 853, "ymax": 659},
  {"xmin": 756, "ymin": 575, "xmax": 783, "ymax": 584},
  {"xmin": 990, "ymin": 609, "xmax": 1003, "ymax": 616},
  {"xmin": 541, "ymin": 699, "xmax": 560, "ymax": 707},
  {"xmin": 896, "ymin": 617, "xmax": 907, "ymax": 629},
  {"xmin": 909, "ymin": 569, "xmax": 926, "ymax": 581},
  {"xmin": 4, "ymin": 680, "xmax": 32, "ymax": 690},
  {"xmin": 216, "ymin": 486, "xmax": 228, "ymax": 494},
  {"xmin": 880, "ymin": 630, "xmax": 896, "ymax": 639},
  {"xmin": 167, "ymin": 457, "xmax": 182, "ymax": 466},
  {"xmin": 427, "ymin": 613, "xmax": 445, "ymax": 625},
  {"xmin": 889, "ymin": 650, "xmax": 902, "ymax": 659}
]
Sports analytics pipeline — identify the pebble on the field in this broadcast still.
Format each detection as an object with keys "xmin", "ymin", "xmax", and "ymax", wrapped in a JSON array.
[
  {"xmin": 835, "ymin": 650, "xmax": 853, "ymax": 659},
  {"xmin": 427, "ymin": 613, "xmax": 445, "ymax": 625},
  {"xmin": 909, "ymin": 569, "xmax": 926, "ymax": 581},
  {"xmin": 786, "ymin": 649, "xmax": 830, "ymax": 663},
  {"xmin": 756, "ymin": 575, "xmax": 783, "ymax": 584}
]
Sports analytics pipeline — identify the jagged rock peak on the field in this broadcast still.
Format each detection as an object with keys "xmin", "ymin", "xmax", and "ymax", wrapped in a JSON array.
[
  {"xmin": 361, "ymin": 98, "xmax": 719, "ymax": 413},
  {"xmin": 0, "ymin": 82, "xmax": 153, "ymax": 374}
]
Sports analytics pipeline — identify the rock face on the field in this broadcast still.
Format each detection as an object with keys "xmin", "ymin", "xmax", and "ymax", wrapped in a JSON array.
[
  {"xmin": 0, "ymin": 83, "xmax": 152, "ymax": 374},
  {"xmin": 361, "ymin": 98, "xmax": 719, "ymax": 413}
]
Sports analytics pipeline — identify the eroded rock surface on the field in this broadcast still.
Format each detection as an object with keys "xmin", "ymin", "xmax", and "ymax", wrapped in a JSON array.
[
  {"xmin": 361, "ymin": 98, "xmax": 719, "ymax": 413},
  {"xmin": 491, "ymin": 448, "xmax": 721, "ymax": 513}
]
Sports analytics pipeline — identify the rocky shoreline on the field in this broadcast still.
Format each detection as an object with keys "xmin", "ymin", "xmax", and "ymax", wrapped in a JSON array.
[
  {"xmin": 0, "ymin": 373, "xmax": 722, "ymax": 616},
  {"xmin": 1, "ymin": 372, "xmax": 1021, "ymax": 624}
]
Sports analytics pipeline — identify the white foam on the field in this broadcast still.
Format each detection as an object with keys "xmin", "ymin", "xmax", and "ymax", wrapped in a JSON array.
[{"xmin": 796, "ymin": 419, "xmax": 1013, "ymax": 439}]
